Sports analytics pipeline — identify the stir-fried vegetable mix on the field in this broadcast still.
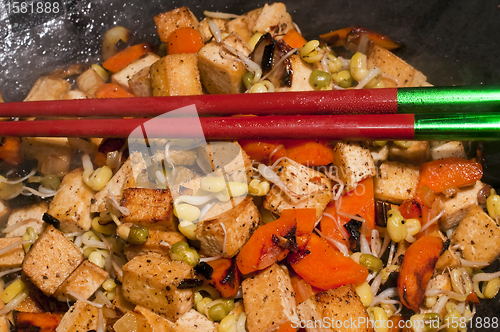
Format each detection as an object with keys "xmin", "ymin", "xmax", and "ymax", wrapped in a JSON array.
[{"xmin": 0, "ymin": 3, "xmax": 498, "ymax": 332}]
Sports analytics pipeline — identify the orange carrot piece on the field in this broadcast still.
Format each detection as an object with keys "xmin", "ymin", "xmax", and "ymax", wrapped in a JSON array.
[
  {"xmin": 397, "ymin": 235, "xmax": 443, "ymax": 311},
  {"xmin": 102, "ymin": 43, "xmax": 151, "ymax": 73},
  {"xmin": 95, "ymin": 83, "xmax": 135, "ymax": 99},
  {"xmin": 236, "ymin": 209, "xmax": 299, "ymax": 275},
  {"xmin": 288, "ymin": 233, "xmax": 368, "ymax": 290},
  {"xmin": 239, "ymin": 140, "xmax": 286, "ymax": 164},
  {"xmin": 320, "ymin": 26, "xmax": 402, "ymax": 50},
  {"xmin": 206, "ymin": 258, "xmax": 240, "ymax": 298},
  {"xmin": 320, "ymin": 177, "xmax": 375, "ymax": 241},
  {"xmin": 418, "ymin": 157, "xmax": 483, "ymax": 194},
  {"xmin": 290, "ymin": 274, "xmax": 320, "ymax": 305},
  {"xmin": 283, "ymin": 140, "xmax": 334, "ymax": 166},
  {"xmin": 398, "ymin": 199, "xmax": 422, "ymax": 220},
  {"xmin": 294, "ymin": 208, "xmax": 316, "ymax": 251},
  {"xmin": 0, "ymin": 137, "xmax": 23, "ymax": 165},
  {"xmin": 93, "ymin": 151, "xmax": 108, "ymax": 167},
  {"xmin": 467, "ymin": 291, "xmax": 480, "ymax": 304},
  {"xmin": 388, "ymin": 315, "xmax": 404, "ymax": 332},
  {"xmin": 166, "ymin": 27, "xmax": 204, "ymax": 55},
  {"xmin": 282, "ymin": 29, "xmax": 307, "ymax": 48},
  {"xmin": 14, "ymin": 311, "xmax": 61, "ymax": 332},
  {"xmin": 277, "ymin": 321, "xmax": 298, "ymax": 332}
]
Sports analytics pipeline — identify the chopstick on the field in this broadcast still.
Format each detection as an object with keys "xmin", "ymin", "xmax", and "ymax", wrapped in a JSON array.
[
  {"xmin": 1, "ymin": 86, "xmax": 499, "ymax": 117},
  {"xmin": 1, "ymin": 113, "xmax": 499, "ymax": 140}
]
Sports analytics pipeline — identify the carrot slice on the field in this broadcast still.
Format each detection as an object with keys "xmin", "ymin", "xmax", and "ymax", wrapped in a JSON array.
[
  {"xmin": 294, "ymin": 208, "xmax": 316, "ymax": 251},
  {"xmin": 320, "ymin": 26, "xmax": 402, "ymax": 50},
  {"xmin": 239, "ymin": 140, "xmax": 286, "ymax": 164},
  {"xmin": 418, "ymin": 157, "xmax": 483, "ymax": 194},
  {"xmin": 397, "ymin": 235, "xmax": 443, "ymax": 311},
  {"xmin": 290, "ymin": 274, "xmax": 320, "ymax": 305},
  {"xmin": 288, "ymin": 233, "xmax": 368, "ymax": 290},
  {"xmin": 282, "ymin": 29, "xmax": 307, "ymax": 49},
  {"xmin": 206, "ymin": 258, "xmax": 240, "ymax": 298},
  {"xmin": 0, "ymin": 137, "xmax": 23, "ymax": 165},
  {"xmin": 320, "ymin": 177, "xmax": 375, "ymax": 242},
  {"xmin": 14, "ymin": 311, "xmax": 61, "ymax": 332},
  {"xmin": 467, "ymin": 291, "xmax": 480, "ymax": 304},
  {"xmin": 283, "ymin": 140, "xmax": 334, "ymax": 166},
  {"xmin": 95, "ymin": 83, "xmax": 135, "ymax": 99},
  {"xmin": 277, "ymin": 321, "xmax": 298, "ymax": 332},
  {"xmin": 102, "ymin": 43, "xmax": 151, "ymax": 73},
  {"xmin": 236, "ymin": 209, "xmax": 298, "ymax": 275},
  {"xmin": 166, "ymin": 27, "xmax": 204, "ymax": 55}
]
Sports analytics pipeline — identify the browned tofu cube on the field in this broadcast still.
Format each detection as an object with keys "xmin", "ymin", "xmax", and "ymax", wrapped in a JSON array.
[
  {"xmin": 263, "ymin": 158, "xmax": 333, "ymax": 220},
  {"xmin": 170, "ymin": 309, "xmax": 217, "ymax": 332},
  {"xmin": 76, "ymin": 67, "xmax": 106, "ymax": 97},
  {"xmin": 440, "ymin": 181, "xmax": 485, "ymax": 230},
  {"xmin": 47, "ymin": 168, "xmax": 94, "ymax": 232},
  {"xmin": 451, "ymin": 205, "xmax": 500, "ymax": 263},
  {"xmin": 120, "ymin": 188, "xmax": 175, "ymax": 231},
  {"xmin": 122, "ymin": 252, "xmax": 194, "ymax": 321},
  {"xmin": 24, "ymin": 76, "xmax": 71, "ymax": 101},
  {"xmin": 0, "ymin": 237, "xmax": 24, "ymax": 271},
  {"xmin": 5, "ymin": 202, "xmax": 48, "ymax": 237},
  {"xmin": 388, "ymin": 141, "xmax": 430, "ymax": 165},
  {"xmin": 198, "ymin": 33, "xmax": 251, "ymax": 94},
  {"xmin": 14, "ymin": 295, "xmax": 44, "ymax": 313},
  {"xmin": 112, "ymin": 285, "xmax": 135, "ymax": 314},
  {"xmin": 242, "ymin": 264, "xmax": 298, "ymax": 332},
  {"xmin": 129, "ymin": 67, "xmax": 153, "ymax": 97},
  {"xmin": 297, "ymin": 285, "xmax": 373, "ymax": 332},
  {"xmin": 374, "ymin": 161, "xmax": 419, "ymax": 204},
  {"xmin": 195, "ymin": 196, "xmax": 261, "ymax": 258},
  {"xmin": 114, "ymin": 310, "xmax": 150, "ymax": 332},
  {"xmin": 368, "ymin": 45, "xmax": 428, "ymax": 87},
  {"xmin": 111, "ymin": 53, "xmax": 160, "ymax": 91},
  {"xmin": 430, "ymin": 141, "xmax": 467, "ymax": 160},
  {"xmin": 246, "ymin": 3, "xmax": 293, "ymax": 37},
  {"xmin": 150, "ymin": 54, "xmax": 203, "ymax": 96},
  {"xmin": 23, "ymin": 225, "xmax": 84, "ymax": 296},
  {"xmin": 333, "ymin": 141, "xmax": 376, "ymax": 193},
  {"xmin": 135, "ymin": 306, "xmax": 175, "ymax": 332},
  {"xmin": 124, "ymin": 230, "xmax": 186, "ymax": 260},
  {"xmin": 435, "ymin": 249, "xmax": 461, "ymax": 272},
  {"xmin": 21, "ymin": 137, "xmax": 73, "ymax": 176},
  {"xmin": 276, "ymin": 54, "xmax": 314, "ymax": 92},
  {"xmin": 53, "ymin": 260, "xmax": 109, "ymax": 302},
  {"xmin": 154, "ymin": 7, "xmax": 200, "ymax": 43},
  {"xmin": 55, "ymin": 300, "xmax": 101, "ymax": 332}
]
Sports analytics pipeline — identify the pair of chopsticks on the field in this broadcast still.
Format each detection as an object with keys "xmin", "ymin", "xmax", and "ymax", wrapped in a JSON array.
[{"xmin": 0, "ymin": 86, "xmax": 499, "ymax": 140}]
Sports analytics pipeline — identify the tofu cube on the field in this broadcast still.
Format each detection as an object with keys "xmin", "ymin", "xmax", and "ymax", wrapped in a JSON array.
[
  {"xmin": 374, "ymin": 161, "xmax": 419, "ymax": 204},
  {"xmin": 226, "ymin": 15, "xmax": 253, "ymax": 43},
  {"xmin": 242, "ymin": 264, "xmax": 298, "ymax": 332},
  {"xmin": 297, "ymin": 285, "xmax": 372, "ymax": 332},
  {"xmin": 150, "ymin": 54, "xmax": 203, "ymax": 96},
  {"xmin": 154, "ymin": 7, "xmax": 200, "ymax": 43},
  {"xmin": 47, "ymin": 168, "xmax": 94, "ymax": 232},
  {"xmin": 333, "ymin": 141, "xmax": 376, "ymax": 193},
  {"xmin": 5, "ymin": 201, "xmax": 48, "ymax": 237},
  {"xmin": 276, "ymin": 54, "xmax": 314, "ymax": 92},
  {"xmin": 112, "ymin": 285, "xmax": 135, "ymax": 314},
  {"xmin": 368, "ymin": 45, "xmax": 428, "ymax": 87},
  {"xmin": 0, "ymin": 237, "xmax": 24, "ymax": 271},
  {"xmin": 91, "ymin": 157, "xmax": 134, "ymax": 213},
  {"xmin": 111, "ymin": 53, "xmax": 160, "ymax": 91},
  {"xmin": 122, "ymin": 252, "xmax": 194, "ymax": 321},
  {"xmin": 53, "ymin": 260, "xmax": 109, "ymax": 302},
  {"xmin": 23, "ymin": 225, "xmax": 84, "ymax": 296},
  {"xmin": 197, "ymin": 141, "xmax": 253, "ymax": 183},
  {"xmin": 24, "ymin": 76, "xmax": 71, "ymax": 101},
  {"xmin": 440, "ymin": 181, "xmax": 484, "ymax": 230},
  {"xmin": 0, "ymin": 200, "xmax": 9, "ymax": 222},
  {"xmin": 431, "ymin": 141, "xmax": 467, "ymax": 160},
  {"xmin": 198, "ymin": 34, "xmax": 251, "ymax": 94},
  {"xmin": 62, "ymin": 90, "xmax": 89, "ymax": 100},
  {"xmin": 435, "ymin": 249, "xmax": 461, "ymax": 272},
  {"xmin": 14, "ymin": 295, "xmax": 44, "ymax": 313},
  {"xmin": 76, "ymin": 67, "xmax": 106, "ymax": 97},
  {"xmin": 170, "ymin": 309, "xmax": 217, "ymax": 332},
  {"xmin": 21, "ymin": 137, "xmax": 73, "ymax": 176},
  {"xmin": 124, "ymin": 230, "xmax": 186, "ymax": 260},
  {"xmin": 451, "ymin": 205, "xmax": 500, "ymax": 263},
  {"xmin": 370, "ymin": 144, "xmax": 389, "ymax": 165},
  {"xmin": 263, "ymin": 158, "xmax": 333, "ymax": 220},
  {"xmin": 388, "ymin": 141, "xmax": 430, "ymax": 165},
  {"xmin": 129, "ymin": 67, "xmax": 153, "ymax": 97},
  {"xmin": 199, "ymin": 17, "xmax": 227, "ymax": 42},
  {"xmin": 168, "ymin": 166, "xmax": 202, "ymax": 199},
  {"xmin": 135, "ymin": 306, "xmax": 175, "ymax": 332},
  {"xmin": 195, "ymin": 196, "xmax": 261, "ymax": 258},
  {"xmin": 154, "ymin": 148, "xmax": 197, "ymax": 167},
  {"xmin": 0, "ymin": 316, "xmax": 8, "ymax": 332},
  {"xmin": 120, "ymin": 188, "xmax": 175, "ymax": 231},
  {"xmin": 56, "ymin": 300, "xmax": 101, "ymax": 332},
  {"xmin": 246, "ymin": 3, "xmax": 293, "ymax": 37}
]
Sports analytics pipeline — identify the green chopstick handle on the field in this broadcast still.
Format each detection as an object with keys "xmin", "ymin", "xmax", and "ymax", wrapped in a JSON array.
[
  {"xmin": 415, "ymin": 113, "xmax": 500, "ymax": 140},
  {"xmin": 398, "ymin": 86, "xmax": 500, "ymax": 113}
]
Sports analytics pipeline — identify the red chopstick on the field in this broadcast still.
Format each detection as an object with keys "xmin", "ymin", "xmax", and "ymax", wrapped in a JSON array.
[{"xmin": 0, "ymin": 115, "xmax": 415, "ymax": 139}]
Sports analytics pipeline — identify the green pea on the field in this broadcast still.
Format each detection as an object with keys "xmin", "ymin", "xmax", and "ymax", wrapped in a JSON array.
[
  {"xmin": 221, "ymin": 298, "xmax": 235, "ymax": 312},
  {"xmin": 242, "ymin": 72, "xmax": 255, "ymax": 90},
  {"xmin": 127, "ymin": 225, "xmax": 149, "ymax": 245},
  {"xmin": 170, "ymin": 242, "xmax": 199, "ymax": 267},
  {"xmin": 359, "ymin": 254, "xmax": 383, "ymax": 273},
  {"xmin": 309, "ymin": 69, "xmax": 331, "ymax": 90},
  {"xmin": 183, "ymin": 248, "xmax": 200, "ymax": 267},
  {"xmin": 40, "ymin": 175, "xmax": 61, "ymax": 190},
  {"xmin": 208, "ymin": 303, "xmax": 228, "ymax": 322},
  {"xmin": 332, "ymin": 70, "xmax": 353, "ymax": 88}
]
